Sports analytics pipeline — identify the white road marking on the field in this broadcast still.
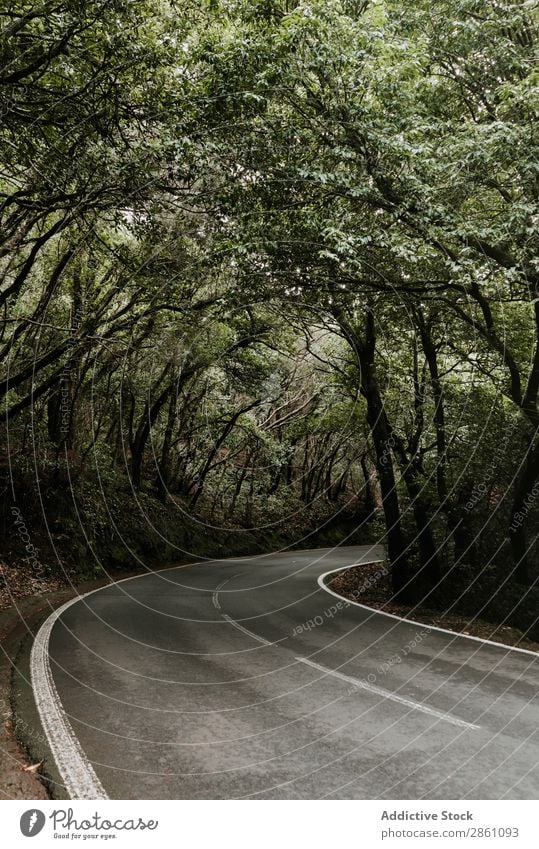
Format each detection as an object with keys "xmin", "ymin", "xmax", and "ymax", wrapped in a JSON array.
[
  {"xmin": 223, "ymin": 614, "xmax": 273, "ymax": 646},
  {"xmin": 213, "ymin": 573, "xmax": 242, "ymax": 611},
  {"xmin": 218, "ymin": 574, "xmax": 286, "ymax": 647},
  {"xmin": 31, "ymin": 598, "xmax": 109, "ymax": 800},
  {"xmin": 296, "ymin": 656, "xmax": 480, "ymax": 730},
  {"xmin": 317, "ymin": 563, "xmax": 539, "ymax": 658},
  {"xmin": 31, "ymin": 547, "xmax": 498, "ymax": 801}
]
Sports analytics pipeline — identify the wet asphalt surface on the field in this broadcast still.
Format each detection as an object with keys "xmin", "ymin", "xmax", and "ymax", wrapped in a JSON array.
[{"xmin": 44, "ymin": 546, "xmax": 539, "ymax": 799}]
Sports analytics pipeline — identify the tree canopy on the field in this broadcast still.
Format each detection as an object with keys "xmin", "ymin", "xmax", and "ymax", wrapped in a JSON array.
[{"xmin": 1, "ymin": 0, "xmax": 538, "ymax": 610}]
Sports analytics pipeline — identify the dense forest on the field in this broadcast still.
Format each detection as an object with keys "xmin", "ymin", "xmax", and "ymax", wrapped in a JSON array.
[{"xmin": 1, "ymin": 0, "xmax": 538, "ymax": 632}]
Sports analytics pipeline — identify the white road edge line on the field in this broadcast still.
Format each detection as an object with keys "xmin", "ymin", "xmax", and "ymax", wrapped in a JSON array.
[
  {"xmin": 30, "ymin": 555, "xmax": 228, "ymax": 800},
  {"xmin": 296, "ymin": 656, "xmax": 480, "ymax": 730},
  {"xmin": 30, "ymin": 597, "xmax": 109, "ymax": 800},
  {"xmin": 318, "ymin": 561, "xmax": 539, "ymax": 658}
]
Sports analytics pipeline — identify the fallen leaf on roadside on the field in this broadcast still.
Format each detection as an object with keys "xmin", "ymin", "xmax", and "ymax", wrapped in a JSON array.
[{"xmin": 22, "ymin": 760, "xmax": 43, "ymax": 773}]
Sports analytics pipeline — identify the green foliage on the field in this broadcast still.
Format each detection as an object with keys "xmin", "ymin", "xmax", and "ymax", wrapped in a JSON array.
[{"xmin": 1, "ymin": 0, "xmax": 538, "ymax": 612}]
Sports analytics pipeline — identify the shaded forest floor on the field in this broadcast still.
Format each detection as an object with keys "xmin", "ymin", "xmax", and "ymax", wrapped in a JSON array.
[
  {"xmin": 0, "ymin": 465, "xmax": 368, "ymax": 611},
  {"xmin": 1, "ymin": 464, "xmax": 537, "ymax": 646},
  {"xmin": 329, "ymin": 563, "xmax": 539, "ymax": 652}
]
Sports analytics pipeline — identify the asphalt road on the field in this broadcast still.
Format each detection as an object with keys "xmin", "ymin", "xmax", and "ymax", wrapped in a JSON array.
[{"xmin": 32, "ymin": 546, "xmax": 539, "ymax": 799}]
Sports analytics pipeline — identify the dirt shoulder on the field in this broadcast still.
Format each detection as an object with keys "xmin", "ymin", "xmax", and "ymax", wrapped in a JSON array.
[{"xmin": 327, "ymin": 562, "xmax": 539, "ymax": 653}]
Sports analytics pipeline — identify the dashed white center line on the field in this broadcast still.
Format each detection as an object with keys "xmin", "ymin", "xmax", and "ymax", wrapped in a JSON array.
[
  {"xmin": 296, "ymin": 656, "xmax": 480, "ymax": 730},
  {"xmin": 215, "ymin": 573, "xmax": 279, "ymax": 646},
  {"xmin": 213, "ymin": 573, "xmax": 242, "ymax": 611},
  {"xmin": 223, "ymin": 614, "xmax": 273, "ymax": 646}
]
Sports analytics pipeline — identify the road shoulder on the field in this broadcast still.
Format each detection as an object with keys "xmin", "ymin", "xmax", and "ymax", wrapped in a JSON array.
[{"xmin": 322, "ymin": 562, "xmax": 539, "ymax": 654}]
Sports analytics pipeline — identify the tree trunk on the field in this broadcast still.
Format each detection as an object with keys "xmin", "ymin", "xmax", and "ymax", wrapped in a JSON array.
[
  {"xmin": 333, "ymin": 305, "xmax": 412, "ymax": 600},
  {"xmin": 360, "ymin": 452, "xmax": 376, "ymax": 515},
  {"xmin": 190, "ymin": 399, "xmax": 260, "ymax": 508},
  {"xmin": 508, "ymin": 439, "xmax": 539, "ymax": 584},
  {"xmin": 156, "ymin": 392, "xmax": 178, "ymax": 501},
  {"xmin": 397, "ymin": 457, "xmax": 441, "ymax": 590},
  {"xmin": 131, "ymin": 382, "xmax": 172, "ymax": 489},
  {"xmin": 364, "ymin": 372, "xmax": 411, "ymax": 599},
  {"xmin": 415, "ymin": 311, "xmax": 448, "ymax": 506}
]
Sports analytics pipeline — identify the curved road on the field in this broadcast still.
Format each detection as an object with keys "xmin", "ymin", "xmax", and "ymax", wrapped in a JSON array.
[{"xmin": 31, "ymin": 546, "xmax": 539, "ymax": 799}]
